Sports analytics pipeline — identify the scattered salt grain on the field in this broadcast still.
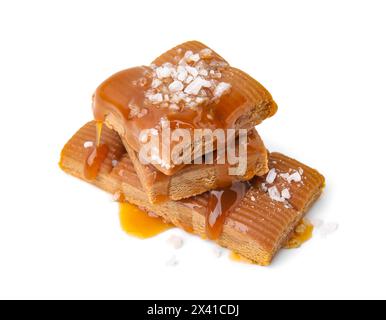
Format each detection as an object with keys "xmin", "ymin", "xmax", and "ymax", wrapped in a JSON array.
[
  {"xmin": 168, "ymin": 80, "xmax": 184, "ymax": 93},
  {"xmin": 188, "ymin": 53, "xmax": 200, "ymax": 62},
  {"xmin": 199, "ymin": 48, "xmax": 213, "ymax": 59},
  {"xmin": 148, "ymin": 93, "xmax": 163, "ymax": 103},
  {"xmin": 290, "ymin": 171, "xmax": 302, "ymax": 183},
  {"xmin": 151, "ymin": 78, "xmax": 162, "ymax": 89},
  {"xmin": 185, "ymin": 66, "xmax": 199, "ymax": 78},
  {"xmin": 268, "ymin": 186, "xmax": 284, "ymax": 202},
  {"xmin": 167, "ymin": 235, "xmax": 184, "ymax": 250},
  {"xmin": 212, "ymin": 246, "xmax": 224, "ymax": 258},
  {"xmin": 319, "ymin": 222, "xmax": 339, "ymax": 237},
  {"xmin": 176, "ymin": 66, "xmax": 188, "ymax": 81},
  {"xmin": 266, "ymin": 168, "xmax": 277, "ymax": 184},
  {"xmin": 214, "ymin": 82, "xmax": 231, "ymax": 97},
  {"xmin": 112, "ymin": 160, "xmax": 118, "ymax": 167},
  {"xmin": 281, "ymin": 188, "xmax": 291, "ymax": 199},
  {"xmin": 166, "ymin": 255, "xmax": 179, "ymax": 267},
  {"xmin": 156, "ymin": 66, "xmax": 171, "ymax": 79},
  {"xmin": 83, "ymin": 141, "xmax": 93, "ymax": 149},
  {"xmin": 184, "ymin": 77, "xmax": 206, "ymax": 95}
]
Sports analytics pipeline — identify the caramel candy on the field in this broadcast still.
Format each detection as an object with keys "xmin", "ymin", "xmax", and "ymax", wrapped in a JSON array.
[
  {"xmin": 125, "ymin": 128, "xmax": 269, "ymax": 203},
  {"xmin": 93, "ymin": 41, "xmax": 277, "ymax": 176},
  {"xmin": 60, "ymin": 123, "xmax": 324, "ymax": 265}
]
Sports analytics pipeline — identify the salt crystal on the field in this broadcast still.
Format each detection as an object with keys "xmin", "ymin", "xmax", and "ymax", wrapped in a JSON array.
[
  {"xmin": 168, "ymin": 80, "xmax": 184, "ymax": 93},
  {"xmin": 266, "ymin": 168, "xmax": 277, "ymax": 184},
  {"xmin": 167, "ymin": 235, "xmax": 184, "ymax": 249},
  {"xmin": 268, "ymin": 186, "xmax": 284, "ymax": 202},
  {"xmin": 156, "ymin": 66, "xmax": 171, "ymax": 79},
  {"xmin": 188, "ymin": 53, "xmax": 200, "ymax": 62},
  {"xmin": 166, "ymin": 255, "xmax": 178, "ymax": 267},
  {"xmin": 148, "ymin": 93, "xmax": 163, "ymax": 103},
  {"xmin": 289, "ymin": 171, "xmax": 302, "ymax": 183},
  {"xmin": 212, "ymin": 246, "xmax": 224, "ymax": 258},
  {"xmin": 199, "ymin": 69, "xmax": 209, "ymax": 76},
  {"xmin": 185, "ymin": 75, "xmax": 194, "ymax": 84},
  {"xmin": 112, "ymin": 160, "xmax": 118, "ymax": 167},
  {"xmin": 176, "ymin": 66, "xmax": 188, "ymax": 81},
  {"xmin": 185, "ymin": 66, "xmax": 199, "ymax": 78},
  {"xmin": 214, "ymin": 82, "xmax": 231, "ymax": 97},
  {"xmin": 83, "ymin": 141, "xmax": 93, "ymax": 148},
  {"xmin": 199, "ymin": 48, "xmax": 213, "ymax": 59},
  {"xmin": 319, "ymin": 222, "xmax": 339, "ymax": 237},
  {"xmin": 184, "ymin": 77, "xmax": 206, "ymax": 95},
  {"xmin": 151, "ymin": 78, "xmax": 162, "ymax": 89},
  {"xmin": 281, "ymin": 188, "xmax": 291, "ymax": 199},
  {"xmin": 184, "ymin": 50, "xmax": 193, "ymax": 60}
]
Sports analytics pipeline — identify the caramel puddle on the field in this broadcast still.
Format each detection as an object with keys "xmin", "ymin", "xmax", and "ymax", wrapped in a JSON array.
[
  {"xmin": 119, "ymin": 202, "xmax": 173, "ymax": 239},
  {"xmin": 284, "ymin": 219, "xmax": 314, "ymax": 249}
]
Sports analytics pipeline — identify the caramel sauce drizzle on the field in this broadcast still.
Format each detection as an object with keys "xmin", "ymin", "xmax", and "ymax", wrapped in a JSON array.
[
  {"xmin": 206, "ymin": 182, "xmax": 249, "ymax": 240},
  {"xmin": 119, "ymin": 202, "xmax": 172, "ymax": 239},
  {"xmin": 83, "ymin": 121, "xmax": 110, "ymax": 181}
]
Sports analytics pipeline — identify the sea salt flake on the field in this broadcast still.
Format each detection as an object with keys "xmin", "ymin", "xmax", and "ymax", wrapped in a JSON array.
[
  {"xmin": 156, "ymin": 66, "xmax": 171, "ymax": 79},
  {"xmin": 199, "ymin": 48, "xmax": 213, "ymax": 59},
  {"xmin": 214, "ymin": 82, "xmax": 231, "ymax": 97},
  {"xmin": 289, "ymin": 171, "xmax": 302, "ymax": 183},
  {"xmin": 168, "ymin": 80, "xmax": 184, "ymax": 93},
  {"xmin": 188, "ymin": 53, "xmax": 200, "ymax": 62},
  {"xmin": 281, "ymin": 188, "xmax": 291, "ymax": 199},
  {"xmin": 184, "ymin": 50, "xmax": 193, "ymax": 60},
  {"xmin": 83, "ymin": 141, "xmax": 93, "ymax": 148},
  {"xmin": 185, "ymin": 66, "xmax": 199, "ymax": 78},
  {"xmin": 112, "ymin": 160, "xmax": 118, "ymax": 167},
  {"xmin": 151, "ymin": 78, "xmax": 162, "ymax": 89},
  {"xmin": 199, "ymin": 69, "xmax": 209, "ymax": 76},
  {"xmin": 148, "ymin": 93, "xmax": 163, "ymax": 103},
  {"xmin": 167, "ymin": 235, "xmax": 184, "ymax": 249},
  {"xmin": 166, "ymin": 255, "xmax": 179, "ymax": 267},
  {"xmin": 268, "ymin": 186, "xmax": 284, "ymax": 202},
  {"xmin": 266, "ymin": 168, "xmax": 277, "ymax": 184},
  {"xmin": 184, "ymin": 77, "xmax": 207, "ymax": 95},
  {"xmin": 319, "ymin": 222, "xmax": 339, "ymax": 237},
  {"xmin": 176, "ymin": 66, "xmax": 188, "ymax": 81},
  {"xmin": 185, "ymin": 75, "xmax": 194, "ymax": 84},
  {"xmin": 212, "ymin": 246, "xmax": 224, "ymax": 258}
]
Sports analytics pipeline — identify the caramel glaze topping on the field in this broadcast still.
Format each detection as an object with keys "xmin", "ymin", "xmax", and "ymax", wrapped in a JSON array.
[
  {"xmin": 92, "ymin": 66, "xmax": 248, "ymax": 157},
  {"xmin": 92, "ymin": 42, "xmax": 277, "ymax": 177}
]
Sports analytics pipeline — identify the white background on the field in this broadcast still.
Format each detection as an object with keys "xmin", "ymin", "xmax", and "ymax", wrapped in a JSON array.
[{"xmin": 0, "ymin": 0, "xmax": 385, "ymax": 300}]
